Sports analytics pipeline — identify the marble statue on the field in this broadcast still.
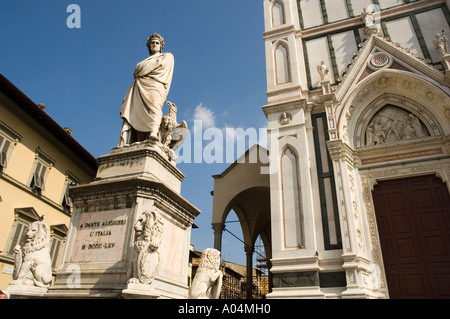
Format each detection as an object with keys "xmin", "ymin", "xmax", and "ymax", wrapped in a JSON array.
[
  {"xmin": 361, "ymin": 7, "xmax": 380, "ymax": 38},
  {"xmin": 9, "ymin": 220, "xmax": 52, "ymax": 288},
  {"xmin": 119, "ymin": 33, "xmax": 174, "ymax": 146},
  {"xmin": 362, "ymin": 7, "xmax": 375, "ymax": 27},
  {"xmin": 434, "ymin": 32, "xmax": 449, "ymax": 57},
  {"xmin": 317, "ymin": 61, "xmax": 330, "ymax": 82},
  {"xmin": 188, "ymin": 248, "xmax": 223, "ymax": 299},
  {"xmin": 280, "ymin": 112, "xmax": 292, "ymax": 125},
  {"xmin": 128, "ymin": 211, "xmax": 164, "ymax": 285}
]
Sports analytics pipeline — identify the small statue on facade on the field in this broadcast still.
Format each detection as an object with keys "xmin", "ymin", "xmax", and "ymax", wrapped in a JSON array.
[
  {"xmin": 128, "ymin": 211, "xmax": 164, "ymax": 286},
  {"xmin": 188, "ymin": 248, "xmax": 223, "ymax": 299},
  {"xmin": 361, "ymin": 7, "xmax": 381, "ymax": 38},
  {"xmin": 9, "ymin": 219, "xmax": 53, "ymax": 288},
  {"xmin": 317, "ymin": 61, "xmax": 330, "ymax": 82},
  {"xmin": 362, "ymin": 7, "xmax": 375, "ymax": 27},
  {"xmin": 434, "ymin": 32, "xmax": 449, "ymax": 57},
  {"xmin": 280, "ymin": 112, "xmax": 292, "ymax": 125},
  {"xmin": 119, "ymin": 33, "xmax": 175, "ymax": 147}
]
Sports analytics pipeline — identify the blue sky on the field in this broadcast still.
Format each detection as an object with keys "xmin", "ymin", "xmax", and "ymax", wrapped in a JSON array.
[{"xmin": 0, "ymin": 1, "xmax": 268, "ymax": 265}]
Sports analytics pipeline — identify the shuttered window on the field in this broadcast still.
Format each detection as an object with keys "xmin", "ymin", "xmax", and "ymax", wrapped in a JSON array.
[
  {"xmin": 30, "ymin": 161, "xmax": 49, "ymax": 192},
  {"xmin": 0, "ymin": 135, "xmax": 12, "ymax": 167}
]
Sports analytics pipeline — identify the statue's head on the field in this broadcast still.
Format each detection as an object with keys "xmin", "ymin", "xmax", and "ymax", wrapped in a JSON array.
[
  {"xmin": 22, "ymin": 220, "xmax": 50, "ymax": 253},
  {"xmin": 198, "ymin": 248, "xmax": 221, "ymax": 270},
  {"xmin": 134, "ymin": 211, "xmax": 164, "ymax": 250},
  {"xmin": 147, "ymin": 33, "xmax": 165, "ymax": 55}
]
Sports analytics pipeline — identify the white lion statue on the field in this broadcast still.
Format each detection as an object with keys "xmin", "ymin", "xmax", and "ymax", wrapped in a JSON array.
[
  {"xmin": 10, "ymin": 220, "xmax": 53, "ymax": 288},
  {"xmin": 128, "ymin": 211, "xmax": 164, "ymax": 285},
  {"xmin": 188, "ymin": 248, "xmax": 223, "ymax": 299}
]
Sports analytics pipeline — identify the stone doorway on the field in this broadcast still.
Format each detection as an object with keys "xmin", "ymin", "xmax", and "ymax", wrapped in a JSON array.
[{"xmin": 372, "ymin": 175, "xmax": 450, "ymax": 298}]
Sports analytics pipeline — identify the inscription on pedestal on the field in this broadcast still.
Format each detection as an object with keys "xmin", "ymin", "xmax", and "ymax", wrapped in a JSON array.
[{"xmin": 71, "ymin": 209, "xmax": 129, "ymax": 263}]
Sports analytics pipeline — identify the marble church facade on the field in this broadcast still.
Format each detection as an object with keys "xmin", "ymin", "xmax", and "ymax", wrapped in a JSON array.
[{"xmin": 213, "ymin": 0, "xmax": 450, "ymax": 298}]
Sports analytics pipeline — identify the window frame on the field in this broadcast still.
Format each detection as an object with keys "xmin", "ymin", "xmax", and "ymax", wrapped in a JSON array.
[
  {"xmin": 60, "ymin": 172, "xmax": 81, "ymax": 213},
  {"xmin": 29, "ymin": 147, "xmax": 55, "ymax": 195},
  {"xmin": 0, "ymin": 120, "xmax": 22, "ymax": 171},
  {"xmin": 49, "ymin": 224, "xmax": 68, "ymax": 270},
  {"xmin": 3, "ymin": 208, "xmax": 41, "ymax": 260}
]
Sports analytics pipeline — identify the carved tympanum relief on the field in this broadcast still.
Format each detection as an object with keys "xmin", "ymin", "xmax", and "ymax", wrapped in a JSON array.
[{"xmin": 364, "ymin": 105, "xmax": 430, "ymax": 146}]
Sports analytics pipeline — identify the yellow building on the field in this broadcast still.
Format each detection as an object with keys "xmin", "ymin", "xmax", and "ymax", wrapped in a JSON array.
[{"xmin": 0, "ymin": 73, "xmax": 97, "ymax": 290}]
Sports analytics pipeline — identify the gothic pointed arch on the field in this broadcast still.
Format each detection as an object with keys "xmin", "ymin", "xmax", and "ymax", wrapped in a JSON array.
[
  {"xmin": 280, "ymin": 145, "xmax": 303, "ymax": 248},
  {"xmin": 271, "ymin": 0, "xmax": 285, "ymax": 27},
  {"xmin": 339, "ymin": 70, "xmax": 449, "ymax": 150},
  {"xmin": 274, "ymin": 40, "xmax": 291, "ymax": 85}
]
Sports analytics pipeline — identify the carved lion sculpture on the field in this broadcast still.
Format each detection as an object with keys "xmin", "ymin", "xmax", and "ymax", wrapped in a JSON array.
[
  {"xmin": 129, "ymin": 211, "xmax": 164, "ymax": 285},
  {"xmin": 188, "ymin": 248, "xmax": 223, "ymax": 299},
  {"xmin": 10, "ymin": 220, "xmax": 53, "ymax": 288}
]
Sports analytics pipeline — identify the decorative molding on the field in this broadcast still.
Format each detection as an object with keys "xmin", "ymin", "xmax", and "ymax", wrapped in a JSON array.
[
  {"xmin": 263, "ymin": 24, "xmax": 295, "ymax": 40},
  {"xmin": 263, "ymin": 98, "xmax": 309, "ymax": 116},
  {"xmin": 100, "ymin": 147, "xmax": 185, "ymax": 182},
  {"xmin": 326, "ymin": 140, "xmax": 358, "ymax": 167},
  {"xmin": 35, "ymin": 147, "xmax": 55, "ymax": 166},
  {"xmin": 368, "ymin": 52, "xmax": 393, "ymax": 71},
  {"xmin": 360, "ymin": 147, "xmax": 443, "ymax": 165},
  {"xmin": 0, "ymin": 120, "xmax": 23, "ymax": 142},
  {"xmin": 70, "ymin": 178, "xmax": 200, "ymax": 227}
]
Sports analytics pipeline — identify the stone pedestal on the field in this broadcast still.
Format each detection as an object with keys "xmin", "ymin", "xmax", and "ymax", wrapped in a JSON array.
[
  {"xmin": 363, "ymin": 26, "xmax": 381, "ymax": 39},
  {"xmin": 47, "ymin": 141, "xmax": 200, "ymax": 298},
  {"xmin": 121, "ymin": 282, "xmax": 160, "ymax": 299},
  {"xmin": 6, "ymin": 285, "xmax": 48, "ymax": 299},
  {"xmin": 320, "ymin": 80, "xmax": 331, "ymax": 94}
]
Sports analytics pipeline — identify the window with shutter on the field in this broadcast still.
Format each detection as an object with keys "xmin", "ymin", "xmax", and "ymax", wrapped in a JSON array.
[
  {"xmin": 30, "ymin": 160, "xmax": 49, "ymax": 193},
  {"xmin": 6, "ymin": 222, "xmax": 26, "ymax": 257},
  {"xmin": 0, "ymin": 135, "xmax": 12, "ymax": 167},
  {"xmin": 0, "ymin": 121, "xmax": 22, "ymax": 170},
  {"xmin": 3, "ymin": 208, "xmax": 41, "ymax": 260}
]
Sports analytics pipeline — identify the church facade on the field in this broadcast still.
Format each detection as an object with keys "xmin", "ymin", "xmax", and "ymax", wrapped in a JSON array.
[{"xmin": 212, "ymin": 0, "xmax": 450, "ymax": 298}]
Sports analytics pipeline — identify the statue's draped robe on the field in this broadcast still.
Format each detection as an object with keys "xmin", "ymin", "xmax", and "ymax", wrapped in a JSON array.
[{"xmin": 120, "ymin": 52, "xmax": 174, "ymax": 135}]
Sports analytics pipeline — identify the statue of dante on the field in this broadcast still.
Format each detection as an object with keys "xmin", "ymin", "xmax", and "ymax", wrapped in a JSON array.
[{"xmin": 119, "ymin": 33, "xmax": 174, "ymax": 146}]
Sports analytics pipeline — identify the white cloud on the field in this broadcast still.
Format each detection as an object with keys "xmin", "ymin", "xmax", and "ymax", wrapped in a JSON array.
[{"xmin": 193, "ymin": 103, "xmax": 216, "ymax": 129}]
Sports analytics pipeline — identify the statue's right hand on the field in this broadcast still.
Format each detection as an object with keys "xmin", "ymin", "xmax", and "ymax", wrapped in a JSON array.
[{"xmin": 13, "ymin": 245, "xmax": 21, "ymax": 253}]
